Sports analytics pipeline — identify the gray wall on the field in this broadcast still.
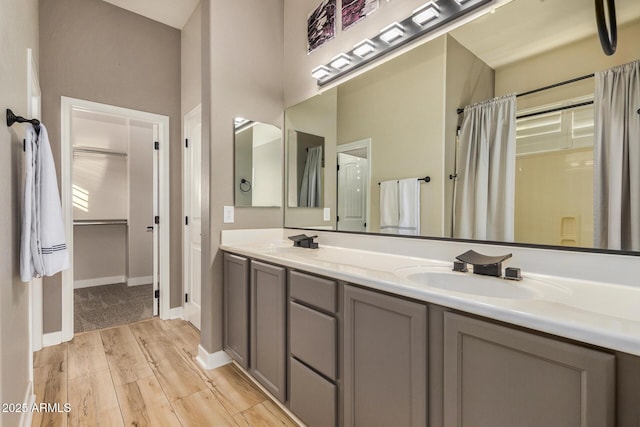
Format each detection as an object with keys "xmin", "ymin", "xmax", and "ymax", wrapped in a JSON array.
[
  {"xmin": 182, "ymin": 2, "xmax": 202, "ymax": 117},
  {"xmin": 0, "ymin": 0, "xmax": 39, "ymax": 424},
  {"xmin": 201, "ymin": 0, "xmax": 284, "ymax": 354},
  {"xmin": 39, "ymin": 0, "xmax": 182, "ymax": 332}
]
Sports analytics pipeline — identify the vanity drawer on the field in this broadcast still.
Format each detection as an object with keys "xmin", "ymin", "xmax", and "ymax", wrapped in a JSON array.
[
  {"xmin": 290, "ymin": 357, "xmax": 336, "ymax": 427},
  {"xmin": 290, "ymin": 301, "xmax": 337, "ymax": 380},
  {"xmin": 289, "ymin": 270, "xmax": 337, "ymax": 313}
]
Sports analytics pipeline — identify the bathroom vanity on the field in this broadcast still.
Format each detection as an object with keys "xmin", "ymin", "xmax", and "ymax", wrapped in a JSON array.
[{"xmin": 220, "ymin": 230, "xmax": 640, "ymax": 427}]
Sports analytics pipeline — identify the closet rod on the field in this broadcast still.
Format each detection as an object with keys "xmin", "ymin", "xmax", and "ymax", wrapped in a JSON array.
[
  {"xmin": 456, "ymin": 73, "xmax": 595, "ymax": 115},
  {"xmin": 73, "ymin": 219, "xmax": 128, "ymax": 226},
  {"xmin": 378, "ymin": 176, "xmax": 431, "ymax": 185},
  {"xmin": 73, "ymin": 147, "xmax": 127, "ymax": 157},
  {"xmin": 6, "ymin": 109, "xmax": 41, "ymax": 134}
]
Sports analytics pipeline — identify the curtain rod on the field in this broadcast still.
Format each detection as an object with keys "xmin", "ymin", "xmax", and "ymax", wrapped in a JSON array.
[{"xmin": 456, "ymin": 73, "xmax": 595, "ymax": 115}]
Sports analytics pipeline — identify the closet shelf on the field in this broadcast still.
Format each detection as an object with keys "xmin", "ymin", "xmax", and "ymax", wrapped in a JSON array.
[
  {"xmin": 73, "ymin": 219, "xmax": 128, "ymax": 226},
  {"xmin": 73, "ymin": 146, "xmax": 127, "ymax": 157}
]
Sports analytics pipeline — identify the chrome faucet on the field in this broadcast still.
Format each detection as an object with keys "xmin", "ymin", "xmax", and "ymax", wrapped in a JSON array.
[{"xmin": 453, "ymin": 250, "xmax": 520, "ymax": 279}]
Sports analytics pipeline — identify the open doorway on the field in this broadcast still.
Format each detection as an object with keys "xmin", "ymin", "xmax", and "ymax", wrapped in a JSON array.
[
  {"xmin": 71, "ymin": 110, "xmax": 156, "ymax": 332},
  {"xmin": 337, "ymin": 139, "xmax": 371, "ymax": 232},
  {"xmin": 59, "ymin": 98, "xmax": 170, "ymax": 341}
]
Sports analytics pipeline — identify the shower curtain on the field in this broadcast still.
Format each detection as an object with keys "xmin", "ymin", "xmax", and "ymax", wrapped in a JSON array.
[
  {"xmin": 299, "ymin": 146, "xmax": 323, "ymax": 207},
  {"xmin": 454, "ymin": 94, "xmax": 517, "ymax": 241},
  {"xmin": 594, "ymin": 60, "xmax": 640, "ymax": 251}
]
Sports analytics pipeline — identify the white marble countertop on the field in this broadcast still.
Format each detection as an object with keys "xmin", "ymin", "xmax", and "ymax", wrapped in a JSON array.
[{"xmin": 220, "ymin": 239, "xmax": 640, "ymax": 356}]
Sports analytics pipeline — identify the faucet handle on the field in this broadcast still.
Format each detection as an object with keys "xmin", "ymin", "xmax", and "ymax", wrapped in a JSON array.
[{"xmin": 455, "ymin": 250, "xmax": 512, "ymax": 278}]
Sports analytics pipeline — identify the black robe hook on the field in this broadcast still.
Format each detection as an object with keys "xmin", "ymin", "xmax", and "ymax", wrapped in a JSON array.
[{"xmin": 6, "ymin": 109, "xmax": 41, "ymax": 134}]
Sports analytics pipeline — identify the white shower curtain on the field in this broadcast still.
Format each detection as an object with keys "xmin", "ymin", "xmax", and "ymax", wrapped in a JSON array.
[
  {"xmin": 594, "ymin": 60, "xmax": 640, "ymax": 251},
  {"xmin": 299, "ymin": 146, "xmax": 323, "ymax": 207},
  {"xmin": 454, "ymin": 94, "xmax": 517, "ymax": 241}
]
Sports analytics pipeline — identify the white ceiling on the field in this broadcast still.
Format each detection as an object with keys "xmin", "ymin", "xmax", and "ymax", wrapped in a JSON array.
[
  {"xmin": 450, "ymin": 0, "xmax": 640, "ymax": 68},
  {"xmin": 101, "ymin": 0, "xmax": 199, "ymax": 29}
]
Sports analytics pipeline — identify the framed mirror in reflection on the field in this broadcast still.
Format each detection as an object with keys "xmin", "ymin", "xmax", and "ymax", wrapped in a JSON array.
[
  {"xmin": 284, "ymin": 0, "xmax": 640, "ymax": 253},
  {"xmin": 234, "ymin": 118, "xmax": 282, "ymax": 207}
]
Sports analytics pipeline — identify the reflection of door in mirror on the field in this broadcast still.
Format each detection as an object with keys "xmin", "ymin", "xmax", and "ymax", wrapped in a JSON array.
[
  {"xmin": 288, "ymin": 130, "xmax": 325, "ymax": 207},
  {"xmin": 337, "ymin": 139, "xmax": 371, "ymax": 232}
]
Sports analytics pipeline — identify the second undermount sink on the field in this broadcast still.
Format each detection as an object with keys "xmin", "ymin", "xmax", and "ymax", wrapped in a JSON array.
[{"xmin": 396, "ymin": 267, "xmax": 543, "ymax": 300}]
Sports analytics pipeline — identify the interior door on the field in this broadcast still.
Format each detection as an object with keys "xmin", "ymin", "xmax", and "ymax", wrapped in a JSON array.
[
  {"xmin": 337, "ymin": 152, "xmax": 368, "ymax": 232},
  {"xmin": 152, "ymin": 124, "xmax": 160, "ymax": 316},
  {"xmin": 184, "ymin": 106, "xmax": 202, "ymax": 329}
]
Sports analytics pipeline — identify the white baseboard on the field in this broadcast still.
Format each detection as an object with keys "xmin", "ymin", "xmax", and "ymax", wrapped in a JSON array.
[
  {"xmin": 73, "ymin": 275, "xmax": 126, "ymax": 289},
  {"xmin": 18, "ymin": 382, "xmax": 36, "ymax": 427},
  {"xmin": 169, "ymin": 306, "xmax": 183, "ymax": 319},
  {"xmin": 127, "ymin": 275, "xmax": 153, "ymax": 286},
  {"xmin": 42, "ymin": 331, "xmax": 63, "ymax": 347},
  {"xmin": 196, "ymin": 346, "xmax": 232, "ymax": 370}
]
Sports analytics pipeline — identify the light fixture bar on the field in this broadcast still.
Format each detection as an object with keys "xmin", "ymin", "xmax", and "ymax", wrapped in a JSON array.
[
  {"xmin": 353, "ymin": 39, "xmax": 376, "ymax": 58},
  {"xmin": 379, "ymin": 22, "xmax": 404, "ymax": 43},
  {"xmin": 311, "ymin": 0, "xmax": 491, "ymax": 85},
  {"xmin": 412, "ymin": 2, "xmax": 440, "ymax": 26}
]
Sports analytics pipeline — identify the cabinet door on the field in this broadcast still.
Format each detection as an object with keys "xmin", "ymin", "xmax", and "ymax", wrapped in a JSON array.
[
  {"xmin": 443, "ymin": 312, "xmax": 615, "ymax": 427},
  {"xmin": 250, "ymin": 261, "xmax": 287, "ymax": 402},
  {"xmin": 223, "ymin": 253, "xmax": 249, "ymax": 368},
  {"xmin": 344, "ymin": 285, "xmax": 427, "ymax": 427}
]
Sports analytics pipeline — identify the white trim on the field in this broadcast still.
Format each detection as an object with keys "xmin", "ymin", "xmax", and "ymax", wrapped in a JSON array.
[
  {"xmin": 61, "ymin": 97, "xmax": 171, "ymax": 343},
  {"xmin": 196, "ymin": 345, "xmax": 232, "ymax": 370},
  {"xmin": 127, "ymin": 275, "xmax": 153, "ymax": 286},
  {"xmin": 337, "ymin": 138, "xmax": 372, "ymax": 232},
  {"xmin": 169, "ymin": 306, "xmax": 184, "ymax": 319},
  {"xmin": 18, "ymin": 382, "xmax": 36, "ymax": 427},
  {"xmin": 43, "ymin": 332, "xmax": 63, "ymax": 347},
  {"xmin": 231, "ymin": 361, "xmax": 305, "ymax": 426},
  {"xmin": 74, "ymin": 275, "xmax": 126, "ymax": 289}
]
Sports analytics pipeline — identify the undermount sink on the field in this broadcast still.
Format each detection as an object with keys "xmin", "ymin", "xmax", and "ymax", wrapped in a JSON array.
[{"xmin": 396, "ymin": 267, "xmax": 544, "ymax": 300}]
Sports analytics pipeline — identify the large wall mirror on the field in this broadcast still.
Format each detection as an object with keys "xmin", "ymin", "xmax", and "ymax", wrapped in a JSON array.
[
  {"xmin": 234, "ymin": 118, "xmax": 282, "ymax": 207},
  {"xmin": 284, "ymin": 0, "xmax": 640, "ymax": 252}
]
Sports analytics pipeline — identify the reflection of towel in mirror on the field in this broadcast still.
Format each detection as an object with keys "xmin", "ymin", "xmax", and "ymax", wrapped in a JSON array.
[
  {"xmin": 21, "ymin": 124, "xmax": 70, "ymax": 282},
  {"xmin": 398, "ymin": 178, "xmax": 420, "ymax": 236},
  {"xmin": 380, "ymin": 180, "xmax": 399, "ymax": 234}
]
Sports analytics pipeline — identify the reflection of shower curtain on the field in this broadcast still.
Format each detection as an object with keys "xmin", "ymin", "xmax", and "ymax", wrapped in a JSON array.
[
  {"xmin": 454, "ymin": 94, "xmax": 516, "ymax": 241},
  {"xmin": 594, "ymin": 60, "xmax": 640, "ymax": 251},
  {"xmin": 299, "ymin": 146, "xmax": 323, "ymax": 207}
]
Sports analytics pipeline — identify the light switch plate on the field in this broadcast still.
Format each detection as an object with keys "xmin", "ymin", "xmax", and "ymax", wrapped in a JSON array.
[
  {"xmin": 223, "ymin": 206, "xmax": 234, "ymax": 223},
  {"xmin": 323, "ymin": 207, "xmax": 330, "ymax": 221}
]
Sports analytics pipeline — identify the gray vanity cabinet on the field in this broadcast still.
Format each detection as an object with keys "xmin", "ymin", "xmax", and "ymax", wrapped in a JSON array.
[
  {"xmin": 343, "ymin": 285, "xmax": 428, "ymax": 427},
  {"xmin": 443, "ymin": 312, "xmax": 615, "ymax": 427},
  {"xmin": 223, "ymin": 253, "xmax": 250, "ymax": 368},
  {"xmin": 288, "ymin": 270, "xmax": 339, "ymax": 427},
  {"xmin": 250, "ymin": 260, "xmax": 287, "ymax": 403}
]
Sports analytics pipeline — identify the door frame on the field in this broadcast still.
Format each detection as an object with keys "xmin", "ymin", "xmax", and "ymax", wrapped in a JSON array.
[
  {"xmin": 336, "ymin": 138, "xmax": 372, "ymax": 232},
  {"xmin": 182, "ymin": 104, "xmax": 202, "ymax": 329},
  {"xmin": 60, "ymin": 97, "xmax": 171, "ymax": 342}
]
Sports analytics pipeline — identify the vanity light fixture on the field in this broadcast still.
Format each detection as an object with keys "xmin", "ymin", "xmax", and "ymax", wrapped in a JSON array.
[
  {"xmin": 353, "ymin": 39, "xmax": 376, "ymax": 57},
  {"xmin": 379, "ymin": 22, "xmax": 404, "ymax": 43},
  {"xmin": 330, "ymin": 53, "xmax": 352, "ymax": 70},
  {"xmin": 311, "ymin": 0, "xmax": 491, "ymax": 85},
  {"xmin": 412, "ymin": 2, "xmax": 440, "ymax": 26},
  {"xmin": 311, "ymin": 65, "xmax": 332, "ymax": 80}
]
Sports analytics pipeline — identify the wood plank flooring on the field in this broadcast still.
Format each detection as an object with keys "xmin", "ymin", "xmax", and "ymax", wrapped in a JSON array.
[{"xmin": 32, "ymin": 318, "xmax": 299, "ymax": 427}]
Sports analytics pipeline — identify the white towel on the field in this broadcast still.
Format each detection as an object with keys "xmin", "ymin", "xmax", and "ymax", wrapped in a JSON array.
[
  {"xmin": 398, "ymin": 178, "xmax": 420, "ymax": 236},
  {"xmin": 379, "ymin": 180, "xmax": 399, "ymax": 234},
  {"xmin": 21, "ymin": 124, "xmax": 69, "ymax": 282}
]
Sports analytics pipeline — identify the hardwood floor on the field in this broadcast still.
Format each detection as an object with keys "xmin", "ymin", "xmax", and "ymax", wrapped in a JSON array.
[{"xmin": 32, "ymin": 318, "xmax": 299, "ymax": 427}]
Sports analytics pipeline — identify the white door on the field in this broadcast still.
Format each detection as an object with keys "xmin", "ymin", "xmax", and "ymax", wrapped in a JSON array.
[
  {"xmin": 183, "ymin": 106, "xmax": 202, "ymax": 329},
  {"xmin": 337, "ymin": 151, "xmax": 369, "ymax": 232},
  {"xmin": 152, "ymin": 124, "xmax": 160, "ymax": 316}
]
